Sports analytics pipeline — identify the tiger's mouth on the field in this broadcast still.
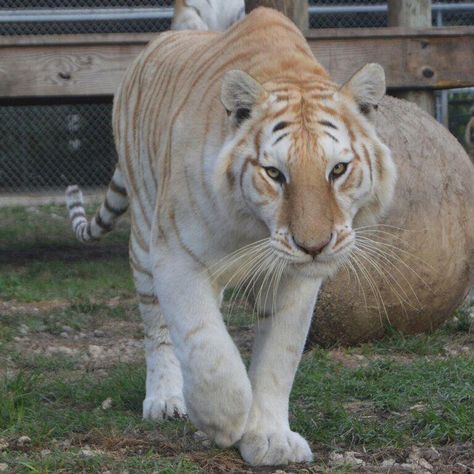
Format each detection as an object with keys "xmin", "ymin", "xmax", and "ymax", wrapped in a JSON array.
[
  {"xmin": 269, "ymin": 231, "xmax": 355, "ymax": 279},
  {"xmin": 270, "ymin": 231, "xmax": 355, "ymax": 264}
]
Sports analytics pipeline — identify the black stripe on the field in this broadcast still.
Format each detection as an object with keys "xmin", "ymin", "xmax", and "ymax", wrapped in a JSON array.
[
  {"xmin": 272, "ymin": 121, "xmax": 290, "ymax": 133},
  {"xmin": 86, "ymin": 222, "xmax": 98, "ymax": 241},
  {"xmin": 138, "ymin": 292, "xmax": 158, "ymax": 304},
  {"xmin": 70, "ymin": 210, "xmax": 86, "ymax": 221},
  {"xmin": 318, "ymin": 120, "xmax": 338, "ymax": 130},
  {"xmin": 109, "ymin": 180, "xmax": 127, "ymax": 197},
  {"xmin": 67, "ymin": 201, "xmax": 83, "ymax": 210},
  {"xmin": 273, "ymin": 132, "xmax": 289, "ymax": 146},
  {"xmin": 104, "ymin": 196, "xmax": 127, "ymax": 215},
  {"xmin": 73, "ymin": 219, "xmax": 85, "ymax": 232},
  {"xmin": 324, "ymin": 131, "xmax": 339, "ymax": 143},
  {"xmin": 95, "ymin": 213, "xmax": 113, "ymax": 232}
]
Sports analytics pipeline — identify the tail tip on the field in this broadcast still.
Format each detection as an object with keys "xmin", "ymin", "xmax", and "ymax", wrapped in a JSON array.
[{"xmin": 66, "ymin": 184, "xmax": 80, "ymax": 197}]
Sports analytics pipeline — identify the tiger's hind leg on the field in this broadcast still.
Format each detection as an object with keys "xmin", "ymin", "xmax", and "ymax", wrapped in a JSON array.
[{"xmin": 130, "ymin": 239, "xmax": 186, "ymax": 420}]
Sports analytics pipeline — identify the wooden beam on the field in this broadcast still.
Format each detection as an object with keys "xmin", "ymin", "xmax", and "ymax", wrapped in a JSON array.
[
  {"xmin": 0, "ymin": 27, "xmax": 473, "ymax": 100},
  {"xmin": 245, "ymin": 0, "xmax": 308, "ymax": 30},
  {"xmin": 388, "ymin": 0, "xmax": 435, "ymax": 115}
]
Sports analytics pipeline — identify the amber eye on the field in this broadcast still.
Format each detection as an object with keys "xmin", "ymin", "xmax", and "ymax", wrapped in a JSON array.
[
  {"xmin": 265, "ymin": 167, "xmax": 286, "ymax": 184},
  {"xmin": 331, "ymin": 162, "xmax": 348, "ymax": 179}
]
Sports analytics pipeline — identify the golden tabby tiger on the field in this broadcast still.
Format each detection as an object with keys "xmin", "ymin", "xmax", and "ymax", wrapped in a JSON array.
[{"xmin": 66, "ymin": 8, "xmax": 396, "ymax": 466}]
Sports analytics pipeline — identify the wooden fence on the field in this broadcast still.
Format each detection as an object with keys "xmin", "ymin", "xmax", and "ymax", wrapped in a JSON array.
[
  {"xmin": 0, "ymin": 0, "xmax": 473, "ymax": 115},
  {"xmin": 0, "ymin": 26, "xmax": 473, "ymax": 103}
]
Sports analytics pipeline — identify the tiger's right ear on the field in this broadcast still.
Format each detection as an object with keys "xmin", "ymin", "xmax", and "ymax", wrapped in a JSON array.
[{"xmin": 221, "ymin": 70, "xmax": 266, "ymax": 127}]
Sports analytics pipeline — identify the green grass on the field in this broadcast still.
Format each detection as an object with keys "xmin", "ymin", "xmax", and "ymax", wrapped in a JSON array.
[
  {"xmin": 0, "ymin": 258, "xmax": 134, "ymax": 302},
  {"xmin": 0, "ymin": 204, "xmax": 473, "ymax": 472},
  {"xmin": 1, "ymin": 348, "xmax": 472, "ymax": 472},
  {"xmin": 293, "ymin": 352, "xmax": 473, "ymax": 449},
  {"xmin": 6, "ymin": 453, "xmax": 204, "ymax": 474},
  {"xmin": 0, "ymin": 204, "xmax": 130, "ymax": 253}
]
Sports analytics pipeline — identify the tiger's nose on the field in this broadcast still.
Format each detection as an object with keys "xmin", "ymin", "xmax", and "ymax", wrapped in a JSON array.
[{"xmin": 294, "ymin": 233, "xmax": 333, "ymax": 257}]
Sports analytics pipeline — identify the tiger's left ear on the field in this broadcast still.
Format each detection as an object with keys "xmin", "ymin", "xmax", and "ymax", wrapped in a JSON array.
[
  {"xmin": 340, "ymin": 63, "xmax": 385, "ymax": 119},
  {"xmin": 221, "ymin": 70, "xmax": 266, "ymax": 127}
]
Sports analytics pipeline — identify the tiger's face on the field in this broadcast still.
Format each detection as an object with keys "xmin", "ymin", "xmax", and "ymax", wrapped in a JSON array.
[{"xmin": 221, "ymin": 65, "xmax": 396, "ymax": 278}]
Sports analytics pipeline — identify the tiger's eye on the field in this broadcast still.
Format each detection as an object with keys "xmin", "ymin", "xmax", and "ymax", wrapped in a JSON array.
[
  {"xmin": 265, "ymin": 167, "xmax": 285, "ymax": 184},
  {"xmin": 331, "ymin": 162, "xmax": 348, "ymax": 179}
]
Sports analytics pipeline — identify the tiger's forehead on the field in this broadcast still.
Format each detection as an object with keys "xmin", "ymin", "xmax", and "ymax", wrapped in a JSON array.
[
  {"xmin": 261, "ymin": 91, "xmax": 356, "ymax": 163},
  {"xmin": 264, "ymin": 84, "xmax": 356, "ymax": 134}
]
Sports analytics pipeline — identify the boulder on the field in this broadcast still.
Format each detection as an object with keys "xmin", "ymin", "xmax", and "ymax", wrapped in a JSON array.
[{"xmin": 309, "ymin": 96, "xmax": 474, "ymax": 346}]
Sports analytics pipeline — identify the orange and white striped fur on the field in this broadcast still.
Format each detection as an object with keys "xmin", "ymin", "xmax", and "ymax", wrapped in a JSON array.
[
  {"xmin": 172, "ymin": 0, "xmax": 245, "ymax": 31},
  {"xmin": 66, "ymin": 8, "xmax": 396, "ymax": 466}
]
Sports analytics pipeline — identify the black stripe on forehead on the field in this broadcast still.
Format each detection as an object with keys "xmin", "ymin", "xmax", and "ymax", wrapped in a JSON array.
[
  {"xmin": 324, "ymin": 131, "xmax": 339, "ymax": 143},
  {"xmin": 318, "ymin": 120, "xmax": 338, "ymax": 130},
  {"xmin": 272, "ymin": 121, "xmax": 290, "ymax": 133},
  {"xmin": 273, "ymin": 132, "xmax": 289, "ymax": 146}
]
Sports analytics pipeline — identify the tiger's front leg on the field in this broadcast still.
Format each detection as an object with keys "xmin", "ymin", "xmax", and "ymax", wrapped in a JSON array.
[
  {"xmin": 152, "ymin": 250, "xmax": 252, "ymax": 447},
  {"xmin": 239, "ymin": 274, "xmax": 322, "ymax": 466}
]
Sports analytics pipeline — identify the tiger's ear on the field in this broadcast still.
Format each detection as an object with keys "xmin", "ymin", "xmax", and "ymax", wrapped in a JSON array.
[
  {"xmin": 221, "ymin": 70, "xmax": 266, "ymax": 127},
  {"xmin": 340, "ymin": 63, "xmax": 385, "ymax": 119}
]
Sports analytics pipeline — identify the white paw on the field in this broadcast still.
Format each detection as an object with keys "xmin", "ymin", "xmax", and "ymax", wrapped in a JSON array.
[
  {"xmin": 143, "ymin": 395, "xmax": 187, "ymax": 421},
  {"xmin": 239, "ymin": 429, "xmax": 313, "ymax": 466},
  {"xmin": 185, "ymin": 387, "xmax": 251, "ymax": 448}
]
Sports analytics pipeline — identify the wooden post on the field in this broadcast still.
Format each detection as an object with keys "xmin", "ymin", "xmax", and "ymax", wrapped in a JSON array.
[
  {"xmin": 245, "ymin": 0, "xmax": 308, "ymax": 31},
  {"xmin": 388, "ymin": 0, "xmax": 435, "ymax": 115}
]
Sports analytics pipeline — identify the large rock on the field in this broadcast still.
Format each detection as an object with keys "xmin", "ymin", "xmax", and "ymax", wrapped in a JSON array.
[{"xmin": 309, "ymin": 96, "xmax": 474, "ymax": 346}]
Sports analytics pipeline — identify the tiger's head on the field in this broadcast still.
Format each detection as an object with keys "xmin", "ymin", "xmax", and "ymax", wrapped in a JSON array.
[{"xmin": 221, "ymin": 64, "xmax": 396, "ymax": 278}]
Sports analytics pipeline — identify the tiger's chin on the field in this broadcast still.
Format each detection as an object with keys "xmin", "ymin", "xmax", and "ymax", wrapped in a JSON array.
[{"xmin": 285, "ymin": 248, "xmax": 353, "ymax": 281}]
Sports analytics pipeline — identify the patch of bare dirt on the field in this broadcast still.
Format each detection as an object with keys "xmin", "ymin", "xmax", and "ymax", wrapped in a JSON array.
[
  {"xmin": 12, "ymin": 321, "xmax": 144, "ymax": 370},
  {"xmin": 326, "ymin": 348, "xmax": 370, "ymax": 368},
  {"xmin": 0, "ymin": 299, "xmax": 70, "ymax": 316},
  {"xmin": 339, "ymin": 443, "xmax": 474, "ymax": 474},
  {"xmin": 229, "ymin": 324, "xmax": 255, "ymax": 357}
]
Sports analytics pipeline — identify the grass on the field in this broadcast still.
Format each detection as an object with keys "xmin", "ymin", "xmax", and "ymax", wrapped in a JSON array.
[
  {"xmin": 0, "ymin": 204, "xmax": 130, "ymax": 254},
  {"xmin": 293, "ymin": 353, "xmax": 473, "ymax": 448},
  {"xmin": 0, "ymin": 259, "xmax": 133, "ymax": 303},
  {"xmin": 0, "ymin": 204, "xmax": 473, "ymax": 472}
]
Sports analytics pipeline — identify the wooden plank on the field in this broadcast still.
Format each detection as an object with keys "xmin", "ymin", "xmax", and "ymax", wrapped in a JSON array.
[
  {"xmin": 0, "ymin": 41, "xmax": 146, "ymax": 98},
  {"xmin": 0, "ymin": 27, "xmax": 473, "ymax": 100},
  {"xmin": 308, "ymin": 32, "xmax": 474, "ymax": 90}
]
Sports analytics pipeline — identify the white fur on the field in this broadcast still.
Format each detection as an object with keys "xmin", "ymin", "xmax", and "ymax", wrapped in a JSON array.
[
  {"xmin": 172, "ymin": 0, "xmax": 245, "ymax": 31},
  {"xmin": 68, "ymin": 20, "xmax": 395, "ymax": 465}
]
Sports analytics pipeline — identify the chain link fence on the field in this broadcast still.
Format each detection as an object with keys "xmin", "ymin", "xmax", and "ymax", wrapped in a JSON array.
[
  {"xmin": 0, "ymin": 1, "xmax": 473, "ymax": 196},
  {"xmin": 0, "ymin": 103, "xmax": 115, "ymax": 192},
  {"xmin": 308, "ymin": 0, "xmax": 474, "ymax": 29}
]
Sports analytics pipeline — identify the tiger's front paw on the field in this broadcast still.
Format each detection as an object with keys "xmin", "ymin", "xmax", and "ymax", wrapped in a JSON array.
[
  {"xmin": 143, "ymin": 395, "xmax": 187, "ymax": 421},
  {"xmin": 239, "ymin": 428, "xmax": 313, "ymax": 466},
  {"xmin": 185, "ymin": 381, "xmax": 252, "ymax": 448}
]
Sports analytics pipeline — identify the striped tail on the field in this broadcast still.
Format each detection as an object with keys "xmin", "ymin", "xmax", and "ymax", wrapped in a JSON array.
[{"xmin": 66, "ymin": 168, "xmax": 129, "ymax": 243}]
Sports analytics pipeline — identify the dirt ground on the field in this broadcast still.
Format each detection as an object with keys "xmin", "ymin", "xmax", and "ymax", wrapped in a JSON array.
[{"xmin": 2, "ymin": 294, "xmax": 473, "ymax": 473}]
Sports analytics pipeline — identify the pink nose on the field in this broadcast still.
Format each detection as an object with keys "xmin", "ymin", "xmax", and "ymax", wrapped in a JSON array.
[{"xmin": 294, "ymin": 234, "xmax": 333, "ymax": 257}]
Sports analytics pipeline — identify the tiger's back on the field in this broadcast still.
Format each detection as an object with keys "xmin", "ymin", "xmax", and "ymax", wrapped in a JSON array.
[{"xmin": 113, "ymin": 8, "xmax": 332, "ymax": 243}]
